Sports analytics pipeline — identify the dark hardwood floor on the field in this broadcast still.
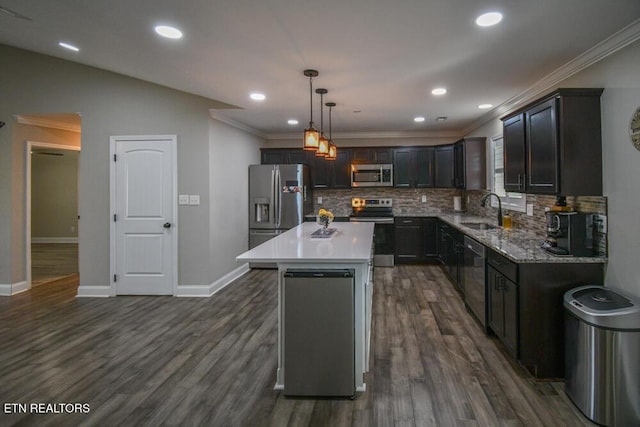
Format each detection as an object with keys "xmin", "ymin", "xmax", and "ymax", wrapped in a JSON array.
[{"xmin": 0, "ymin": 266, "xmax": 593, "ymax": 426}]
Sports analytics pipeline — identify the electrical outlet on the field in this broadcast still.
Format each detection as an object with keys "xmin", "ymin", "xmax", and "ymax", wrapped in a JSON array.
[
  {"xmin": 189, "ymin": 195, "xmax": 200, "ymax": 206},
  {"xmin": 526, "ymin": 203, "xmax": 534, "ymax": 216},
  {"xmin": 178, "ymin": 195, "xmax": 189, "ymax": 205},
  {"xmin": 593, "ymin": 214, "xmax": 607, "ymax": 233},
  {"xmin": 421, "ymin": 195, "xmax": 427, "ymax": 203},
  {"xmin": 317, "ymin": 196, "xmax": 323, "ymax": 204}
]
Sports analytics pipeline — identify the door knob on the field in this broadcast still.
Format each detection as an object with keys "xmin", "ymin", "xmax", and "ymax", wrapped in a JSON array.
[{"xmin": 163, "ymin": 222, "xmax": 172, "ymax": 228}]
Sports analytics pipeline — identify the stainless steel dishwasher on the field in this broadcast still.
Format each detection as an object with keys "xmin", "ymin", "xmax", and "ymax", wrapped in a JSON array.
[
  {"xmin": 283, "ymin": 269, "xmax": 355, "ymax": 397},
  {"xmin": 464, "ymin": 236, "xmax": 486, "ymax": 327}
]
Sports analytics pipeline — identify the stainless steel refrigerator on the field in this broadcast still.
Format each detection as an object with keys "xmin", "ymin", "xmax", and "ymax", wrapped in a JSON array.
[{"xmin": 249, "ymin": 164, "xmax": 312, "ymax": 250}]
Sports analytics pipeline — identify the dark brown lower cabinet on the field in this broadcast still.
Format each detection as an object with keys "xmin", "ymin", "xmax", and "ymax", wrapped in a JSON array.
[
  {"xmin": 395, "ymin": 217, "xmax": 422, "ymax": 263},
  {"xmin": 487, "ymin": 265, "xmax": 518, "ymax": 358}
]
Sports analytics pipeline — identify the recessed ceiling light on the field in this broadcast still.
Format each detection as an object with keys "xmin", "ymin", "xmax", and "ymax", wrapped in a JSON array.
[
  {"xmin": 250, "ymin": 93, "xmax": 266, "ymax": 101},
  {"xmin": 58, "ymin": 42, "xmax": 79, "ymax": 52},
  {"xmin": 154, "ymin": 25, "xmax": 183, "ymax": 39},
  {"xmin": 288, "ymin": 119, "xmax": 299, "ymax": 125},
  {"xmin": 478, "ymin": 104, "xmax": 493, "ymax": 109},
  {"xmin": 414, "ymin": 116, "xmax": 426, "ymax": 122},
  {"xmin": 475, "ymin": 12, "xmax": 503, "ymax": 27},
  {"xmin": 431, "ymin": 88, "xmax": 447, "ymax": 96}
]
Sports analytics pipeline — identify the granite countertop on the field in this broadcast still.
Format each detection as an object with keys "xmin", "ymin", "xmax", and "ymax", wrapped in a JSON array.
[{"xmin": 438, "ymin": 214, "xmax": 607, "ymax": 264}]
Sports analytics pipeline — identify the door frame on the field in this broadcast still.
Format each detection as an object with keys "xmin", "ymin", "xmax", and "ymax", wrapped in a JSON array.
[
  {"xmin": 25, "ymin": 141, "xmax": 81, "ymax": 290},
  {"xmin": 109, "ymin": 135, "xmax": 178, "ymax": 296}
]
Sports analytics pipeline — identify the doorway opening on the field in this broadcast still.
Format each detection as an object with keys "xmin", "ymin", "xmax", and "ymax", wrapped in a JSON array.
[{"xmin": 21, "ymin": 113, "xmax": 81, "ymax": 291}]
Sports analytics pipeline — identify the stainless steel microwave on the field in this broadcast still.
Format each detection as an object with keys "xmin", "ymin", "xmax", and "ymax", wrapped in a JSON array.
[{"xmin": 351, "ymin": 164, "xmax": 393, "ymax": 187}]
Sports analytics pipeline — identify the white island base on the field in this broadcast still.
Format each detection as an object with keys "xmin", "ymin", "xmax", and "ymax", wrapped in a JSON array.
[{"xmin": 236, "ymin": 222, "xmax": 375, "ymax": 394}]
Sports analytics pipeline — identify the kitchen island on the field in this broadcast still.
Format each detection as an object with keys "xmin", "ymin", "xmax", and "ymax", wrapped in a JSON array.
[{"xmin": 236, "ymin": 221, "xmax": 375, "ymax": 393}]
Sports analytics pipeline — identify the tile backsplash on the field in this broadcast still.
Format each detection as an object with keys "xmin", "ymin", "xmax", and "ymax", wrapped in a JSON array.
[
  {"xmin": 313, "ymin": 188, "xmax": 464, "ymax": 217},
  {"xmin": 466, "ymin": 190, "xmax": 608, "ymax": 256},
  {"xmin": 313, "ymin": 187, "xmax": 608, "ymax": 256}
]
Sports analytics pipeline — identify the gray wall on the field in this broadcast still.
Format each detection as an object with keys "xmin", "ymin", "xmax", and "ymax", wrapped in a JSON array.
[
  {"xmin": 0, "ymin": 44, "xmax": 262, "ymax": 289},
  {"xmin": 208, "ymin": 119, "xmax": 263, "ymax": 282},
  {"xmin": 467, "ymin": 40, "xmax": 640, "ymax": 296},
  {"xmin": 32, "ymin": 150, "xmax": 79, "ymax": 239}
]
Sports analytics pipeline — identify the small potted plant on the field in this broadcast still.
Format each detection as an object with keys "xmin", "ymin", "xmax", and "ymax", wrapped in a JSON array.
[{"xmin": 316, "ymin": 208, "xmax": 334, "ymax": 232}]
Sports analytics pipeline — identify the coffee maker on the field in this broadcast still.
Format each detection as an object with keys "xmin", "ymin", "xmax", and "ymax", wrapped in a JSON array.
[{"xmin": 541, "ymin": 211, "xmax": 591, "ymax": 256}]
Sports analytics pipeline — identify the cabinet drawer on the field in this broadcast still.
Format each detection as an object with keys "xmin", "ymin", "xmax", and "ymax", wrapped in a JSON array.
[
  {"xmin": 395, "ymin": 217, "xmax": 421, "ymax": 226},
  {"xmin": 487, "ymin": 250, "xmax": 518, "ymax": 283}
]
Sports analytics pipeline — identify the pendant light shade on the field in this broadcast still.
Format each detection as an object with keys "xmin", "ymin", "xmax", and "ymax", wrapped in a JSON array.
[
  {"xmin": 303, "ymin": 70, "xmax": 320, "ymax": 150},
  {"xmin": 325, "ymin": 102, "xmax": 337, "ymax": 160},
  {"xmin": 315, "ymin": 88, "xmax": 329, "ymax": 156}
]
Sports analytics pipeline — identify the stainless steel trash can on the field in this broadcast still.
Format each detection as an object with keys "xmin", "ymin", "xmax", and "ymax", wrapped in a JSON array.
[{"xmin": 564, "ymin": 285, "xmax": 640, "ymax": 426}]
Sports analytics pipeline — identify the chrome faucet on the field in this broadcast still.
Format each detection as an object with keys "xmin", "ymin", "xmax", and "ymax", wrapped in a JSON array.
[{"xmin": 480, "ymin": 192, "xmax": 503, "ymax": 227}]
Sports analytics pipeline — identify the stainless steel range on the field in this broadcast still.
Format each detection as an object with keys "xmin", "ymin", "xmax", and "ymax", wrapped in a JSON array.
[{"xmin": 349, "ymin": 198, "xmax": 394, "ymax": 267}]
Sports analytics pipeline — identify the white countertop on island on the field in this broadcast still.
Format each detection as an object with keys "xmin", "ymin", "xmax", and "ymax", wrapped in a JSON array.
[{"xmin": 236, "ymin": 222, "xmax": 375, "ymax": 263}]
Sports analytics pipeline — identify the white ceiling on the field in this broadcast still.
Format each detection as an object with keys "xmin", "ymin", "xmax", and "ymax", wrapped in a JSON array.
[{"xmin": 1, "ymin": 0, "xmax": 640, "ymax": 138}]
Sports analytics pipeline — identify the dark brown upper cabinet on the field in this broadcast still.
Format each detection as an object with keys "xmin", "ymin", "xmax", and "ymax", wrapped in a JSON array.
[
  {"xmin": 434, "ymin": 145, "xmax": 455, "ymax": 188},
  {"xmin": 261, "ymin": 148, "xmax": 310, "ymax": 165},
  {"xmin": 454, "ymin": 137, "xmax": 486, "ymax": 190},
  {"xmin": 393, "ymin": 147, "xmax": 435, "ymax": 188},
  {"xmin": 351, "ymin": 147, "xmax": 393, "ymax": 164},
  {"xmin": 501, "ymin": 88, "xmax": 604, "ymax": 196}
]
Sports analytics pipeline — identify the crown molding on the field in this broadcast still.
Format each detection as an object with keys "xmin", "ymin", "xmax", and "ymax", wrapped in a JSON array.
[
  {"xmin": 266, "ymin": 130, "xmax": 462, "ymax": 140},
  {"xmin": 462, "ymin": 17, "xmax": 640, "ymax": 135},
  {"xmin": 208, "ymin": 110, "xmax": 267, "ymax": 139},
  {"xmin": 15, "ymin": 115, "xmax": 81, "ymax": 133}
]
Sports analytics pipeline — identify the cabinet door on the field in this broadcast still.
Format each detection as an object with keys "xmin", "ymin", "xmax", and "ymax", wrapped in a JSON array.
[
  {"xmin": 454, "ymin": 141, "xmax": 465, "ymax": 188},
  {"xmin": 311, "ymin": 156, "xmax": 330, "ymax": 188},
  {"xmin": 422, "ymin": 218, "xmax": 438, "ymax": 257},
  {"xmin": 331, "ymin": 149, "xmax": 352, "ymax": 189},
  {"xmin": 503, "ymin": 114, "xmax": 526, "ymax": 192},
  {"xmin": 285, "ymin": 149, "xmax": 309, "ymax": 165},
  {"xmin": 503, "ymin": 277, "xmax": 518, "ymax": 357},
  {"xmin": 395, "ymin": 223, "xmax": 422, "ymax": 263},
  {"xmin": 526, "ymin": 98, "xmax": 559, "ymax": 194},
  {"xmin": 394, "ymin": 148, "xmax": 414, "ymax": 188},
  {"xmin": 351, "ymin": 149, "xmax": 370, "ymax": 164},
  {"xmin": 434, "ymin": 145, "xmax": 455, "ymax": 188},
  {"xmin": 261, "ymin": 150, "xmax": 284, "ymax": 164},
  {"xmin": 487, "ymin": 267, "xmax": 504, "ymax": 338},
  {"xmin": 415, "ymin": 147, "xmax": 434, "ymax": 188},
  {"xmin": 372, "ymin": 148, "xmax": 393, "ymax": 163}
]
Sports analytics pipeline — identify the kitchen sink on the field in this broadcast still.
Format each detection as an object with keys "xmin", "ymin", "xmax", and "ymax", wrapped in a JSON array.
[{"xmin": 460, "ymin": 222, "xmax": 498, "ymax": 230}]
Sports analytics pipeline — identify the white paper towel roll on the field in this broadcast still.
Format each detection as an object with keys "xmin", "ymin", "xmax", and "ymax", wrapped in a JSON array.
[{"xmin": 454, "ymin": 196, "xmax": 462, "ymax": 211}]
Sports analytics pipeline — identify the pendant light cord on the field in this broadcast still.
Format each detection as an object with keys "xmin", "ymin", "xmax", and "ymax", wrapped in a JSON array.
[{"xmin": 309, "ymin": 76, "xmax": 313, "ymax": 126}]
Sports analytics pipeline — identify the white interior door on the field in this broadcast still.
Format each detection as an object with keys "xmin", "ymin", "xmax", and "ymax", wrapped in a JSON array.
[{"xmin": 111, "ymin": 136, "xmax": 177, "ymax": 295}]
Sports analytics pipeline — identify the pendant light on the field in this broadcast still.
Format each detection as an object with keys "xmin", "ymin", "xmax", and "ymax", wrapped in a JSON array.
[
  {"xmin": 303, "ymin": 69, "xmax": 320, "ymax": 150},
  {"xmin": 325, "ymin": 102, "xmax": 337, "ymax": 160},
  {"xmin": 315, "ymin": 88, "xmax": 329, "ymax": 156}
]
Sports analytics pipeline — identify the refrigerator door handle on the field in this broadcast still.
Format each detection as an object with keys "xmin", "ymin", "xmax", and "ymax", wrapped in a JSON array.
[
  {"xmin": 271, "ymin": 168, "xmax": 276, "ymax": 227},
  {"xmin": 276, "ymin": 167, "xmax": 282, "ymax": 228}
]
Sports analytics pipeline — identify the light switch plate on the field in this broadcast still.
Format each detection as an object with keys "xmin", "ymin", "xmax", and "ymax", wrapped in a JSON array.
[
  {"xmin": 317, "ymin": 196, "xmax": 323, "ymax": 204},
  {"xmin": 421, "ymin": 195, "xmax": 427, "ymax": 203},
  {"xmin": 526, "ymin": 203, "xmax": 534, "ymax": 216},
  {"xmin": 593, "ymin": 214, "xmax": 607, "ymax": 233},
  {"xmin": 189, "ymin": 195, "xmax": 200, "ymax": 205},
  {"xmin": 179, "ymin": 195, "xmax": 189, "ymax": 205}
]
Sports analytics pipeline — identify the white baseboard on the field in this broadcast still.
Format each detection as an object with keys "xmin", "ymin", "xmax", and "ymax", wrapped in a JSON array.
[
  {"xmin": 175, "ymin": 263, "xmax": 250, "ymax": 297},
  {"xmin": 32, "ymin": 237, "xmax": 79, "ymax": 244},
  {"xmin": 0, "ymin": 281, "xmax": 29, "ymax": 296},
  {"xmin": 76, "ymin": 285, "xmax": 113, "ymax": 297}
]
